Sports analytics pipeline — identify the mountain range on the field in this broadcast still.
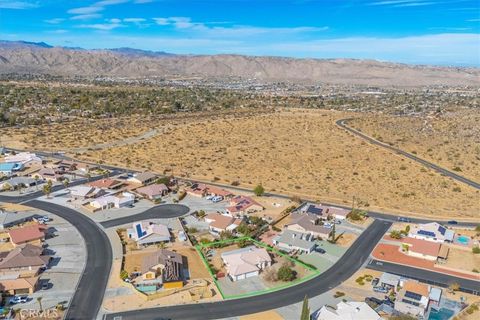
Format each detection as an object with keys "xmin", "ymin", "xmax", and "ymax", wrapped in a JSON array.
[{"xmin": 0, "ymin": 40, "xmax": 479, "ymax": 87}]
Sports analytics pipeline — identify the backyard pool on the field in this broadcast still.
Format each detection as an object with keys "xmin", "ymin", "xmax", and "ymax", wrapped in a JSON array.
[
  {"xmin": 457, "ymin": 235, "xmax": 469, "ymax": 245},
  {"xmin": 428, "ymin": 307, "xmax": 454, "ymax": 320}
]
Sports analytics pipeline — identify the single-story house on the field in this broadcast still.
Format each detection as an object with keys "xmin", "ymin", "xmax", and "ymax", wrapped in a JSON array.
[
  {"xmin": 204, "ymin": 213, "xmax": 242, "ymax": 234},
  {"xmin": 53, "ymin": 160, "xmax": 77, "ymax": 173},
  {"xmin": 379, "ymin": 272, "xmax": 401, "ymax": 290},
  {"xmin": 32, "ymin": 168, "xmax": 64, "ymax": 182},
  {"xmin": 0, "ymin": 210, "xmax": 35, "ymax": 230},
  {"xmin": 409, "ymin": 222, "xmax": 454, "ymax": 243},
  {"xmin": 186, "ymin": 183, "xmax": 209, "ymax": 197},
  {"xmin": 221, "ymin": 246, "xmax": 272, "ymax": 281},
  {"xmin": 226, "ymin": 196, "xmax": 264, "ymax": 215},
  {"xmin": 0, "ymin": 177, "xmax": 37, "ymax": 191},
  {"xmin": 313, "ymin": 301, "xmax": 381, "ymax": 320},
  {"xmin": 319, "ymin": 205, "xmax": 350, "ymax": 220},
  {"xmin": 127, "ymin": 221, "xmax": 171, "ymax": 246},
  {"xmin": 205, "ymin": 186, "xmax": 234, "ymax": 198},
  {"xmin": 4, "ymin": 152, "xmax": 42, "ymax": 167},
  {"xmin": 135, "ymin": 184, "xmax": 169, "ymax": 200},
  {"xmin": 128, "ymin": 172, "xmax": 158, "ymax": 186},
  {"xmin": 0, "ymin": 244, "xmax": 51, "ymax": 276},
  {"xmin": 89, "ymin": 192, "xmax": 135, "ymax": 211},
  {"xmin": 0, "ymin": 275, "xmax": 39, "ymax": 295},
  {"xmin": 8, "ymin": 224, "xmax": 47, "ymax": 247},
  {"xmin": 76, "ymin": 163, "xmax": 99, "ymax": 174},
  {"xmin": 135, "ymin": 249, "xmax": 185, "ymax": 291},
  {"xmin": 394, "ymin": 280, "xmax": 430, "ymax": 318},
  {"xmin": 285, "ymin": 213, "xmax": 331, "ymax": 239},
  {"xmin": 69, "ymin": 186, "xmax": 107, "ymax": 200},
  {"xmin": 401, "ymin": 237, "xmax": 441, "ymax": 261},
  {"xmin": 89, "ymin": 178, "xmax": 125, "ymax": 190},
  {"xmin": 0, "ymin": 162, "xmax": 24, "ymax": 177},
  {"xmin": 273, "ymin": 229, "xmax": 316, "ymax": 254}
]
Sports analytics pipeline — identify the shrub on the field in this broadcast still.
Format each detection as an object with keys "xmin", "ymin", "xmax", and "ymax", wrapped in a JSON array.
[
  {"xmin": 452, "ymin": 166, "xmax": 462, "ymax": 172},
  {"xmin": 231, "ymin": 181, "xmax": 240, "ymax": 186},
  {"xmin": 390, "ymin": 230, "xmax": 402, "ymax": 239},
  {"xmin": 334, "ymin": 291, "xmax": 345, "ymax": 298},
  {"xmin": 253, "ymin": 184, "xmax": 265, "ymax": 196},
  {"xmin": 452, "ymin": 187, "xmax": 462, "ymax": 192},
  {"xmin": 120, "ymin": 270, "xmax": 129, "ymax": 280},
  {"xmin": 472, "ymin": 247, "xmax": 480, "ymax": 254},
  {"xmin": 277, "ymin": 264, "xmax": 296, "ymax": 281}
]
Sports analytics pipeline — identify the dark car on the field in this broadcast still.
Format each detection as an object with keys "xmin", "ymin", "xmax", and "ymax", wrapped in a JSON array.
[
  {"xmin": 383, "ymin": 299, "xmax": 395, "ymax": 307},
  {"xmin": 447, "ymin": 220, "xmax": 458, "ymax": 225},
  {"xmin": 365, "ymin": 297, "xmax": 382, "ymax": 307},
  {"xmin": 315, "ymin": 247, "xmax": 326, "ymax": 254}
]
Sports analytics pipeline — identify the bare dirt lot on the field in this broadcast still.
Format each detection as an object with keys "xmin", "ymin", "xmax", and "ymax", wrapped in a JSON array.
[{"xmin": 76, "ymin": 109, "xmax": 478, "ymax": 219}]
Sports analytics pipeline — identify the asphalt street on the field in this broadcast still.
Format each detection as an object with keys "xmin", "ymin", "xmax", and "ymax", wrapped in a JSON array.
[
  {"xmin": 367, "ymin": 259, "xmax": 480, "ymax": 295},
  {"xmin": 100, "ymin": 204, "xmax": 190, "ymax": 228},
  {"xmin": 336, "ymin": 118, "xmax": 480, "ymax": 190},
  {"xmin": 25, "ymin": 200, "xmax": 113, "ymax": 320},
  {"xmin": 104, "ymin": 220, "xmax": 392, "ymax": 320}
]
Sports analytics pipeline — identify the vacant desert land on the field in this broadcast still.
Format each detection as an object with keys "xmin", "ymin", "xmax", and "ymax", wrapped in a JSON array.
[
  {"xmin": 76, "ymin": 109, "xmax": 478, "ymax": 219},
  {"xmin": 350, "ymin": 110, "xmax": 480, "ymax": 181}
]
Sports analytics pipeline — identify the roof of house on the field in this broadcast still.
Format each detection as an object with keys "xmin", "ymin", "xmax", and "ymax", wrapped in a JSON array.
[
  {"xmin": 0, "ymin": 276, "xmax": 39, "ymax": 291},
  {"xmin": 4, "ymin": 152, "xmax": 41, "ymax": 165},
  {"xmin": 131, "ymin": 172, "xmax": 157, "ymax": 184},
  {"xmin": 8, "ymin": 224, "xmax": 47, "ymax": 245},
  {"xmin": 227, "ymin": 196, "xmax": 263, "ymax": 213},
  {"xmin": 89, "ymin": 179, "xmax": 124, "ymax": 189},
  {"xmin": 205, "ymin": 213, "xmax": 242, "ymax": 231},
  {"xmin": 287, "ymin": 213, "xmax": 331, "ymax": 235},
  {"xmin": 402, "ymin": 237, "xmax": 441, "ymax": 257},
  {"xmin": 130, "ymin": 221, "xmax": 170, "ymax": 241},
  {"xmin": 437, "ymin": 245, "xmax": 449, "ymax": 259},
  {"xmin": 0, "ymin": 244, "xmax": 50, "ymax": 269},
  {"xmin": 379, "ymin": 272, "xmax": 401, "ymax": 286},
  {"xmin": 1, "ymin": 177, "xmax": 36, "ymax": 187},
  {"xmin": 140, "ymin": 249, "xmax": 183, "ymax": 274},
  {"xmin": 221, "ymin": 246, "xmax": 271, "ymax": 277},
  {"xmin": 403, "ymin": 280, "xmax": 429, "ymax": 297},
  {"xmin": 206, "ymin": 186, "xmax": 233, "ymax": 197},
  {"xmin": 314, "ymin": 301, "xmax": 381, "ymax": 320},
  {"xmin": 136, "ymin": 184, "xmax": 168, "ymax": 197},
  {"xmin": 273, "ymin": 229, "xmax": 316, "ymax": 251},
  {"xmin": 411, "ymin": 222, "xmax": 455, "ymax": 241},
  {"xmin": 429, "ymin": 287, "xmax": 442, "ymax": 301},
  {"xmin": 319, "ymin": 205, "xmax": 350, "ymax": 218},
  {"xmin": 0, "ymin": 210, "xmax": 35, "ymax": 227}
]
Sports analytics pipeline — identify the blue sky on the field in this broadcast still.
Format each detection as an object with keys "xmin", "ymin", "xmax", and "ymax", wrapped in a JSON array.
[{"xmin": 1, "ymin": 0, "xmax": 479, "ymax": 66}]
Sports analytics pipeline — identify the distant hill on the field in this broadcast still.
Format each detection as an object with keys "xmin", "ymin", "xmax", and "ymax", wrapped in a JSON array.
[{"xmin": 0, "ymin": 40, "xmax": 478, "ymax": 87}]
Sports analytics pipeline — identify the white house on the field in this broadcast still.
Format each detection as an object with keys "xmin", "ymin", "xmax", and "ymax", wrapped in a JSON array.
[
  {"xmin": 273, "ymin": 229, "xmax": 316, "ymax": 254},
  {"xmin": 221, "ymin": 246, "xmax": 272, "ymax": 281},
  {"xmin": 409, "ymin": 222, "xmax": 454, "ymax": 243},
  {"xmin": 90, "ymin": 192, "xmax": 135, "ymax": 210},
  {"xmin": 127, "ymin": 221, "xmax": 171, "ymax": 246},
  {"xmin": 4, "ymin": 152, "xmax": 42, "ymax": 167},
  {"xmin": 204, "ymin": 213, "xmax": 242, "ymax": 234},
  {"xmin": 313, "ymin": 301, "xmax": 381, "ymax": 320}
]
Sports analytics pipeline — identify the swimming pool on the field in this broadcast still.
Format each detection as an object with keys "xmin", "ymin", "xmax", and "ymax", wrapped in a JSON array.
[
  {"xmin": 457, "ymin": 235, "xmax": 469, "ymax": 245},
  {"xmin": 428, "ymin": 307, "xmax": 454, "ymax": 320}
]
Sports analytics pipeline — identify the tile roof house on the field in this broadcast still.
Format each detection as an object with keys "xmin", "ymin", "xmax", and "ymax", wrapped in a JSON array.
[
  {"xmin": 318, "ymin": 205, "xmax": 350, "ymax": 220},
  {"xmin": 8, "ymin": 224, "xmax": 47, "ymax": 247},
  {"xmin": 285, "ymin": 213, "xmax": 331, "ymax": 239},
  {"xmin": 394, "ymin": 280, "xmax": 430, "ymax": 318},
  {"xmin": 313, "ymin": 301, "xmax": 381, "ymax": 320},
  {"xmin": 409, "ymin": 222, "xmax": 455, "ymax": 243},
  {"xmin": 226, "ymin": 196, "xmax": 264, "ymax": 215},
  {"xmin": 186, "ymin": 183, "xmax": 209, "ymax": 197},
  {"xmin": 89, "ymin": 192, "xmax": 135, "ymax": 211},
  {"xmin": 128, "ymin": 172, "xmax": 158, "ymax": 185},
  {"xmin": 0, "ymin": 210, "xmax": 35, "ymax": 230},
  {"xmin": 0, "ymin": 244, "xmax": 50, "ymax": 276},
  {"xmin": 69, "ymin": 186, "xmax": 107, "ymax": 200},
  {"xmin": 88, "ymin": 178, "xmax": 124, "ymax": 190},
  {"xmin": 127, "ymin": 221, "xmax": 171, "ymax": 246},
  {"xmin": 135, "ymin": 184, "xmax": 169, "ymax": 200},
  {"xmin": 273, "ymin": 229, "xmax": 316, "ymax": 254},
  {"xmin": 0, "ymin": 275, "xmax": 39, "ymax": 295},
  {"xmin": 401, "ymin": 237, "xmax": 441, "ymax": 261},
  {"xmin": 204, "ymin": 213, "xmax": 242, "ymax": 234},
  {"xmin": 221, "ymin": 246, "xmax": 272, "ymax": 281},
  {"xmin": 135, "ymin": 249, "xmax": 184, "ymax": 291}
]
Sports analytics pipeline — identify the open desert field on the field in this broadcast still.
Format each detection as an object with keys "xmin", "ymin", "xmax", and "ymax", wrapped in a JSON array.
[
  {"xmin": 349, "ymin": 110, "xmax": 480, "ymax": 181},
  {"xmin": 75, "ymin": 109, "xmax": 478, "ymax": 219}
]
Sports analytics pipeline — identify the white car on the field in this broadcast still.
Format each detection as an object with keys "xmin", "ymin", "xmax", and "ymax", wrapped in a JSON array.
[
  {"xmin": 205, "ymin": 195, "xmax": 214, "ymax": 200},
  {"xmin": 211, "ymin": 196, "xmax": 223, "ymax": 203}
]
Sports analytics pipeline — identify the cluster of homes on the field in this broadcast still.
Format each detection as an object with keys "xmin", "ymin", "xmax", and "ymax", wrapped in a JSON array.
[
  {"xmin": 0, "ymin": 211, "xmax": 50, "ymax": 295},
  {"xmin": 68, "ymin": 172, "xmax": 172, "ymax": 212}
]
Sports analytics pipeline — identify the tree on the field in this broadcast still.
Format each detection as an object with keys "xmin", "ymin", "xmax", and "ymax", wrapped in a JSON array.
[
  {"xmin": 37, "ymin": 297, "xmax": 43, "ymax": 311},
  {"xmin": 63, "ymin": 178, "xmax": 70, "ymax": 189},
  {"xmin": 472, "ymin": 247, "xmax": 480, "ymax": 254},
  {"xmin": 155, "ymin": 176, "xmax": 170, "ymax": 185},
  {"xmin": 120, "ymin": 270, "xmax": 129, "ymax": 280},
  {"xmin": 253, "ymin": 184, "xmax": 265, "ymax": 196},
  {"xmin": 448, "ymin": 282, "xmax": 460, "ymax": 292},
  {"xmin": 34, "ymin": 175, "xmax": 40, "ymax": 190},
  {"xmin": 390, "ymin": 230, "xmax": 402, "ymax": 239},
  {"xmin": 277, "ymin": 264, "xmax": 296, "ymax": 281},
  {"xmin": 43, "ymin": 180, "xmax": 52, "ymax": 198},
  {"xmin": 17, "ymin": 183, "xmax": 26, "ymax": 195},
  {"xmin": 300, "ymin": 295, "xmax": 310, "ymax": 320},
  {"xmin": 219, "ymin": 230, "xmax": 234, "ymax": 240}
]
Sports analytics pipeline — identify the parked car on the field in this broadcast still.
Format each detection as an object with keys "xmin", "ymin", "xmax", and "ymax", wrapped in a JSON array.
[
  {"xmin": 323, "ymin": 223, "xmax": 333, "ymax": 228},
  {"xmin": 41, "ymin": 282, "xmax": 49, "ymax": 290},
  {"xmin": 205, "ymin": 195, "xmax": 214, "ymax": 200},
  {"xmin": 211, "ymin": 196, "xmax": 223, "ymax": 203},
  {"xmin": 365, "ymin": 297, "xmax": 383, "ymax": 306},
  {"xmin": 383, "ymin": 299, "xmax": 395, "ymax": 307},
  {"xmin": 335, "ymin": 220, "xmax": 342, "ymax": 225},
  {"xmin": 398, "ymin": 217, "xmax": 411, "ymax": 222},
  {"xmin": 373, "ymin": 286, "xmax": 389, "ymax": 293},
  {"xmin": 10, "ymin": 296, "xmax": 28, "ymax": 304},
  {"xmin": 447, "ymin": 220, "xmax": 458, "ymax": 225},
  {"xmin": 314, "ymin": 247, "xmax": 326, "ymax": 254}
]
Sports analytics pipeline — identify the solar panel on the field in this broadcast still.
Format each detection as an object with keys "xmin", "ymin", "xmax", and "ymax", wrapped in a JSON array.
[
  {"xmin": 405, "ymin": 291, "xmax": 422, "ymax": 301},
  {"xmin": 402, "ymin": 299, "xmax": 420, "ymax": 307},
  {"xmin": 438, "ymin": 226, "xmax": 446, "ymax": 235},
  {"xmin": 307, "ymin": 205, "xmax": 323, "ymax": 215},
  {"xmin": 418, "ymin": 230, "xmax": 436, "ymax": 237},
  {"xmin": 135, "ymin": 223, "xmax": 146, "ymax": 238}
]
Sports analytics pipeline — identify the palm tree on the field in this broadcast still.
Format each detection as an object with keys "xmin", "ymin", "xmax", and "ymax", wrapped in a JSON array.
[
  {"xmin": 43, "ymin": 180, "xmax": 52, "ymax": 198},
  {"xmin": 34, "ymin": 175, "xmax": 40, "ymax": 190},
  {"xmin": 37, "ymin": 297, "xmax": 43, "ymax": 311}
]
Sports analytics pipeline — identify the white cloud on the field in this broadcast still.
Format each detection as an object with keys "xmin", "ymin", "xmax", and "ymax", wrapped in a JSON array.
[
  {"xmin": 49, "ymin": 29, "xmax": 68, "ymax": 34},
  {"xmin": 78, "ymin": 19, "xmax": 125, "ymax": 30},
  {"xmin": 68, "ymin": 6, "xmax": 104, "ymax": 15},
  {"xmin": 71, "ymin": 14, "xmax": 103, "ymax": 21},
  {"xmin": 0, "ymin": 1, "xmax": 38, "ymax": 9},
  {"xmin": 153, "ymin": 18, "xmax": 170, "ymax": 25},
  {"xmin": 44, "ymin": 18, "xmax": 65, "ymax": 24},
  {"xmin": 124, "ymin": 18, "xmax": 146, "ymax": 23},
  {"xmin": 368, "ymin": 0, "xmax": 437, "ymax": 7},
  {"xmin": 134, "ymin": 0, "xmax": 154, "ymax": 3}
]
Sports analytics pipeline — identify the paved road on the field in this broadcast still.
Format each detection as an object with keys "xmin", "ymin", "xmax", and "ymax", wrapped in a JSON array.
[
  {"xmin": 100, "ymin": 204, "xmax": 190, "ymax": 228},
  {"xmin": 25, "ymin": 200, "xmax": 113, "ymax": 320},
  {"xmin": 367, "ymin": 259, "xmax": 480, "ymax": 295},
  {"xmin": 336, "ymin": 118, "xmax": 480, "ymax": 190},
  {"xmin": 105, "ymin": 219, "xmax": 392, "ymax": 320}
]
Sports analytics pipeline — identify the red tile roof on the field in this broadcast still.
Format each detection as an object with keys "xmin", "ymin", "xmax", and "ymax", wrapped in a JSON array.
[
  {"xmin": 8, "ymin": 224, "xmax": 47, "ymax": 245},
  {"xmin": 402, "ymin": 237, "xmax": 441, "ymax": 257}
]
